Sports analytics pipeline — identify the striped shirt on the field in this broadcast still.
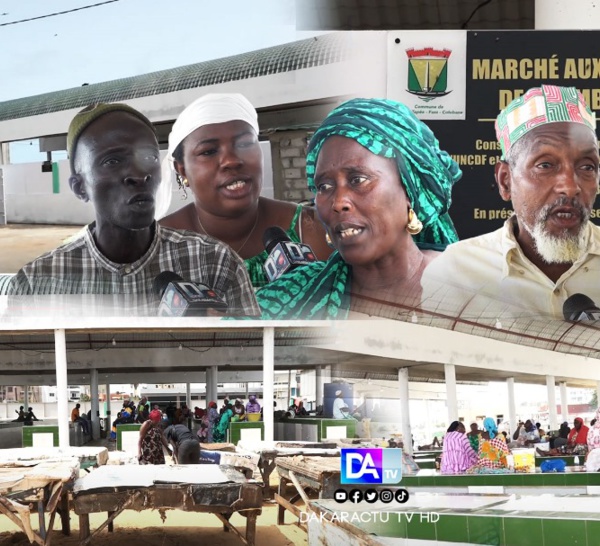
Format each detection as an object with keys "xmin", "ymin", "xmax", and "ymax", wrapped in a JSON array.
[
  {"xmin": 9, "ymin": 223, "xmax": 259, "ymax": 317},
  {"xmin": 440, "ymin": 431, "xmax": 478, "ymax": 474}
]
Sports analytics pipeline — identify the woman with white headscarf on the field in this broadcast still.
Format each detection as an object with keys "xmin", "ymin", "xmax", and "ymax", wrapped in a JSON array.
[{"xmin": 160, "ymin": 93, "xmax": 332, "ymax": 287}]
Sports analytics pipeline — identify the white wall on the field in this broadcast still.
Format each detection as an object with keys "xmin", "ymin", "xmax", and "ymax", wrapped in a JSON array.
[
  {"xmin": 4, "ymin": 141, "xmax": 273, "ymax": 224},
  {"xmin": 3, "ymin": 160, "xmax": 93, "ymax": 224}
]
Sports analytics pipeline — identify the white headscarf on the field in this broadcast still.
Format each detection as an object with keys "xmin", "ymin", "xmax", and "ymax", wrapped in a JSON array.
[{"xmin": 159, "ymin": 93, "xmax": 260, "ymax": 215}]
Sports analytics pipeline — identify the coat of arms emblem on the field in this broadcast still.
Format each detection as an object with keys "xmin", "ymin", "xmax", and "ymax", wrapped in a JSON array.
[{"xmin": 406, "ymin": 48, "xmax": 452, "ymax": 101}]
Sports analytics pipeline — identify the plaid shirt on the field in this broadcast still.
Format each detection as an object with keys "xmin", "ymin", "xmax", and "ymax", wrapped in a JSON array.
[{"xmin": 9, "ymin": 223, "xmax": 259, "ymax": 317}]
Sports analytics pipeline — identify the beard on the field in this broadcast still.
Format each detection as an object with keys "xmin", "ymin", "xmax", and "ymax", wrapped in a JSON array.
[{"xmin": 522, "ymin": 199, "xmax": 590, "ymax": 264}]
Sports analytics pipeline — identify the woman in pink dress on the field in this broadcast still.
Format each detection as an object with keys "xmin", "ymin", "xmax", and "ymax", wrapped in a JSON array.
[{"xmin": 441, "ymin": 421, "xmax": 478, "ymax": 474}]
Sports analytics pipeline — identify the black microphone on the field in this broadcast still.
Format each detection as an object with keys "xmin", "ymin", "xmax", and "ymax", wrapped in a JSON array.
[
  {"xmin": 562, "ymin": 293, "xmax": 600, "ymax": 321},
  {"xmin": 153, "ymin": 271, "xmax": 228, "ymax": 317},
  {"xmin": 262, "ymin": 226, "xmax": 318, "ymax": 282}
]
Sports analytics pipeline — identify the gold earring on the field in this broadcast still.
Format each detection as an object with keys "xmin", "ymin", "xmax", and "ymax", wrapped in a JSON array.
[
  {"xmin": 325, "ymin": 232, "xmax": 335, "ymax": 248},
  {"xmin": 406, "ymin": 208, "xmax": 423, "ymax": 235},
  {"xmin": 176, "ymin": 174, "xmax": 188, "ymax": 200}
]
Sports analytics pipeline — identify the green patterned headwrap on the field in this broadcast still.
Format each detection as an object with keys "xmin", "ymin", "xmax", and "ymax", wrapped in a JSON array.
[
  {"xmin": 306, "ymin": 98, "xmax": 461, "ymax": 250},
  {"xmin": 255, "ymin": 99, "xmax": 462, "ymax": 320}
]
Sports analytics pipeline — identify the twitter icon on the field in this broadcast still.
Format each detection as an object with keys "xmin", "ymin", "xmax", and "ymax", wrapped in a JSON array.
[{"xmin": 364, "ymin": 489, "xmax": 378, "ymax": 504}]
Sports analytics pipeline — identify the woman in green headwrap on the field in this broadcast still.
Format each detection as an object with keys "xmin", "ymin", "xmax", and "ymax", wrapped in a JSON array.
[{"xmin": 256, "ymin": 98, "xmax": 461, "ymax": 319}]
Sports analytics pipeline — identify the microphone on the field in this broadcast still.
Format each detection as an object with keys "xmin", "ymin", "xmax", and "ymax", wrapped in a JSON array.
[
  {"xmin": 262, "ymin": 226, "xmax": 318, "ymax": 282},
  {"xmin": 562, "ymin": 293, "xmax": 600, "ymax": 321},
  {"xmin": 153, "ymin": 271, "xmax": 228, "ymax": 317}
]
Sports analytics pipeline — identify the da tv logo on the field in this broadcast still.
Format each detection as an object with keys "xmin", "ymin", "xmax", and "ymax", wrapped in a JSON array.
[{"xmin": 341, "ymin": 448, "xmax": 403, "ymax": 485}]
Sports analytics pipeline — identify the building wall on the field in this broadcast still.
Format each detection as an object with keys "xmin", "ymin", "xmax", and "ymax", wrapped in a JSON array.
[
  {"xmin": 269, "ymin": 131, "xmax": 313, "ymax": 203},
  {"xmin": 3, "ymin": 143, "xmax": 275, "ymax": 224}
]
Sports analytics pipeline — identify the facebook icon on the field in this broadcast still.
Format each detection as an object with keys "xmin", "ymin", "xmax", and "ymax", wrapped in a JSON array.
[{"xmin": 341, "ymin": 448, "xmax": 403, "ymax": 485}]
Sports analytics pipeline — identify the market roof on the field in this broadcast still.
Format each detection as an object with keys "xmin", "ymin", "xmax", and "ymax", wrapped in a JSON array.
[{"xmin": 0, "ymin": 33, "xmax": 347, "ymax": 123}]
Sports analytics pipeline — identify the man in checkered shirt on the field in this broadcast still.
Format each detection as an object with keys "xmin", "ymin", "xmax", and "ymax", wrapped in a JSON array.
[{"xmin": 9, "ymin": 103, "xmax": 259, "ymax": 318}]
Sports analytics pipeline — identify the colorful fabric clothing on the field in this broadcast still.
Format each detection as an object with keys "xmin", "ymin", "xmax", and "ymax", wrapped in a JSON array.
[
  {"xmin": 137, "ymin": 402, "xmax": 149, "ymax": 423},
  {"xmin": 495, "ymin": 85, "xmax": 596, "ymax": 159},
  {"xmin": 588, "ymin": 409, "xmax": 600, "ymax": 451},
  {"xmin": 10, "ymin": 223, "xmax": 259, "ymax": 317},
  {"xmin": 257, "ymin": 252, "xmax": 350, "ymax": 319},
  {"xmin": 245, "ymin": 204, "xmax": 303, "ymax": 288},
  {"xmin": 586, "ymin": 448, "xmax": 600, "ymax": 472},
  {"xmin": 246, "ymin": 397, "xmax": 261, "ymax": 414},
  {"xmin": 139, "ymin": 426, "xmax": 165, "ymax": 465},
  {"xmin": 441, "ymin": 431, "xmax": 478, "ymax": 474},
  {"xmin": 422, "ymin": 217, "xmax": 600, "ymax": 320},
  {"xmin": 478, "ymin": 437, "xmax": 509, "ymax": 469},
  {"xmin": 306, "ymin": 98, "xmax": 461, "ymax": 250},
  {"xmin": 568, "ymin": 422, "xmax": 589, "ymax": 445},
  {"xmin": 206, "ymin": 408, "xmax": 219, "ymax": 443},
  {"xmin": 468, "ymin": 433, "xmax": 481, "ymax": 452},
  {"xmin": 213, "ymin": 409, "xmax": 233, "ymax": 443}
]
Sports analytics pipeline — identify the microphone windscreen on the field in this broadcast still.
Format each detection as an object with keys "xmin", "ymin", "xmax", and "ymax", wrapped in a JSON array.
[
  {"xmin": 153, "ymin": 271, "xmax": 184, "ymax": 297},
  {"xmin": 562, "ymin": 293, "xmax": 597, "ymax": 320},
  {"xmin": 263, "ymin": 226, "xmax": 290, "ymax": 253}
]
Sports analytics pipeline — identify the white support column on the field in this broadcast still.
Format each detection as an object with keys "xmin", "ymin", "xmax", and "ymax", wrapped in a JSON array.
[
  {"xmin": 205, "ymin": 368, "xmax": 212, "ymax": 404},
  {"xmin": 55, "ymin": 329, "xmax": 70, "ymax": 448},
  {"xmin": 211, "ymin": 366, "xmax": 218, "ymax": 405},
  {"xmin": 90, "ymin": 369, "xmax": 100, "ymax": 440},
  {"xmin": 560, "ymin": 382, "xmax": 568, "ymax": 424},
  {"xmin": 315, "ymin": 366, "xmax": 323, "ymax": 408},
  {"xmin": 444, "ymin": 364, "xmax": 458, "ymax": 424},
  {"xmin": 23, "ymin": 386, "xmax": 29, "ymax": 412},
  {"xmin": 105, "ymin": 383, "xmax": 111, "ymax": 427},
  {"xmin": 535, "ymin": 0, "xmax": 600, "ymax": 29},
  {"xmin": 546, "ymin": 375, "xmax": 558, "ymax": 431},
  {"xmin": 507, "ymin": 377, "xmax": 517, "ymax": 436},
  {"xmin": 186, "ymin": 382, "xmax": 191, "ymax": 410},
  {"xmin": 398, "ymin": 368, "xmax": 412, "ymax": 455},
  {"xmin": 263, "ymin": 327, "xmax": 275, "ymax": 443}
]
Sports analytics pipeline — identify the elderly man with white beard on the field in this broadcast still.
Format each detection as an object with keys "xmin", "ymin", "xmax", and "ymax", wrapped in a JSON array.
[{"xmin": 422, "ymin": 85, "xmax": 600, "ymax": 320}]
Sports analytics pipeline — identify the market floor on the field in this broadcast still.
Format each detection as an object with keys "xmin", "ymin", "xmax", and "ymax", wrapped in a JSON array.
[
  {"xmin": 0, "ymin": 504, "xmax": 308, "ymax": 546},
  {"xmin": 0, "ymin": 223, "xmax": 84, "ymax": 273}
]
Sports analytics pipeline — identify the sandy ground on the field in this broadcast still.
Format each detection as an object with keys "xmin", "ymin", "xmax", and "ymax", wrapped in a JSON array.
[
  {"xmin": 0, "ymin": 504, "xmax": 308, "ymax": 546},
  {"xmin": 0, "ymin": 440, "xmax": 308, "ymax": 546},
  {"xmin": 0, "ymin": 224, "xmax": 84, "ymax": 273}
]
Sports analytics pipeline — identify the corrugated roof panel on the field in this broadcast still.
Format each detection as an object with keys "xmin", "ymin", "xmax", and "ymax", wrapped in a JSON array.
[{"xmin": 0, "ymin": 33, "xmax": 348, "ymax": 123}]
